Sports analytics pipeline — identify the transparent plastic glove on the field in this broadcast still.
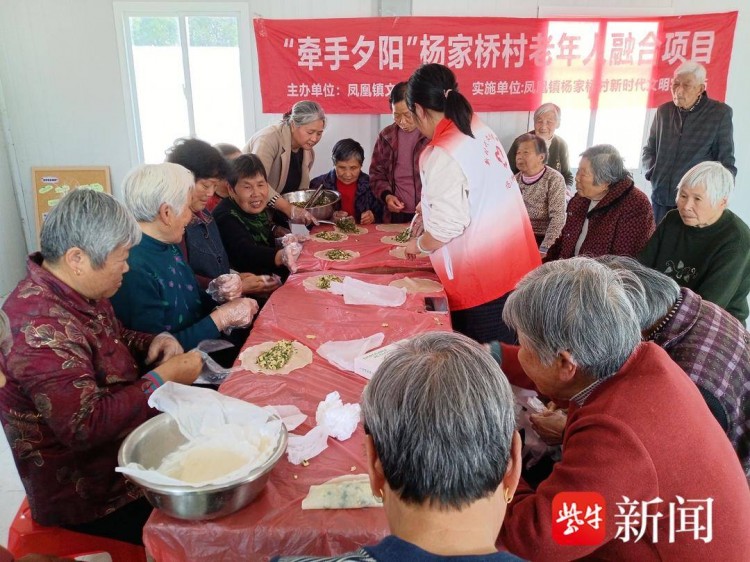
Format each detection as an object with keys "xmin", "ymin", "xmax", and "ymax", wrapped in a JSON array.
[
  {"xmin": 146, "ymin": 332, "xmax": 184, "ymax": 365},
  {"xmin": 240, "ymin": 272, "xmax": 282, "ymax": 295},
  {"xmin": 410, "ymin": 212, "xmax": 424, "ymax": 238},
  {"xmin": 290, "ymin": 204, "xmax": 319, "ymax": 226},
  {"xmin": 212, "ymin": 298, "xmax": 259, "ymax": 331},
  {"xmin": 207, "ymin": 273, "xmax": 243, "ymax": 303},
  {"xmin": 332, "ymin": 210, "xmax": 349, "ymax": 222},
  {"xmin": 282, "ymin": 231, "xmax": 309, "ymax": 244},
  {"xmin": 280, "ymin": 236, "xmax": 303, "ymax": 273}
]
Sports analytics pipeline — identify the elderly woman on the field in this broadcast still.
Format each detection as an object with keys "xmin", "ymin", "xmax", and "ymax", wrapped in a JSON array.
[
  {"xmin": 310, "ymin": 138, "xmax": 383, "ymax": 225},
  {"xmin": 0, "ymin": 190, "xmax": 202, "ymax": 544},
  {"xmin": 403, "ymin": 63, "xmax": 540, "ymax": 343},
  {"xmin": 544, "ymin": 144, "xmax": 654, "ymax": 261},
  {"xmin": 274, "ymin": 332, "xmax": 522, "ymax": 561},
  {"xmin": 513, "ymin": 133, "xmax": 567, "ymax": 254},
  {"xmin": 110, "ymin": 163, "xmax": 258, "ymax": 356},
  {"xmin": 639, "ymin": 161, "xmax": 750, "ymax": 324},
  {"xmin": 214, "ymin": 154, "xmax": 303, "ymax": 279},
  {"xmin": 245, "ymin": 100, "xmax": 325, "ymax": 195},
  {"xmin": 497, "ymin": 258, "xmax": 749, "ymax": 561},
  {"xmin": 508, "ymin": 103, "xmax": 573, "ymax": 187},
  {"xmin": 166, "ymin": 138, "xmax": 281, "ymax": 297}
]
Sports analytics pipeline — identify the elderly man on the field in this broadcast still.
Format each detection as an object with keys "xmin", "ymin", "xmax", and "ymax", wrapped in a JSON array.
[
  {"xmin": 498, "ymin": 258, "xmax": 749, "ymax": 561},
  {"xmin": 639, "ymin": 161, "xmax": 750, "ymax": 324},
  {"xmin": 369, "ymin": 81, "xmax": 429, "ymax": 223},
  {"xmin": 642, "ymin": 61, "xmax": 735, "ymax": 224}
]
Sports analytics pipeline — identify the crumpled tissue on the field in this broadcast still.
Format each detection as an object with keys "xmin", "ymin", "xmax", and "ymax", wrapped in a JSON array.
[
  {"xmin": 263, "ymin": 404, "xmax": 307, "ymax": 432},
  {"xmin": 329, "ymin": 276, "xmax": 407, "ymax": 307},
  {"xmin": 286, "ymin": 391, "xmax": 361, "ymax": 465},
  {"xmin": 116, "ymin": 383, "xmax": 283, "ymax": 487},
  {"xmin": 317, "ymin": 332, "xmax": 385, "ymax": 372}
]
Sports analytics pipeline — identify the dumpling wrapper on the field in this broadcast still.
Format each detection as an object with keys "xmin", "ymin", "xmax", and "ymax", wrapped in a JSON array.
[
  {"xmin": 302, "ymin": 274, "xmax": 344, "ymax": 292},
  {"xmin": 389, "ymin": 277, "xmax": 443, "ymax": 293},
  {"xmin": 334, "ymin": 226, "xmax": 368, "ymax": 235},
  {"xmin": 167, "ymin": 446, "xmax": 249, "ymax": 484},
  {"xmin": 313, "ymin": 249, "xmax": 361, "ymax": 262},
  {"xmin": 311, "ymin": 231, "xmax": 349, "ymax": 243},
  {"xmin": 380, "ymin": 235, "xmax": 408, "ymax": 246},
  {"xmin": 301, "ymin": 474, "xmax": 383, "ymax": 510},
  {"xmin": 375, "ymin": 223, "xmax": 409, "ymax": 233},
  {"xmin": 388, "ymin": 246, "xmax": 410, "ymax": 260},
  {"xmin": 240, "ymin": 340, "xmax": 313, "ymax": 375}
]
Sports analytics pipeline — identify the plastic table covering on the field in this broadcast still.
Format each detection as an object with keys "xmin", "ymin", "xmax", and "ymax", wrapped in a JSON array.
[
  {"xmin": 294, "ymin": 225, "xmax": 433, "ymax": 273},
  {"xmin": 143, "ymin": 270, "xmax": 451, "ymax": 561}
]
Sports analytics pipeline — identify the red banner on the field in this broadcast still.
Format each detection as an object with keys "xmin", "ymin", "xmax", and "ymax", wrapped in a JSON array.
[{"xmin": 253, "ymin": 12, "xmax": 736, "ymax": 114}]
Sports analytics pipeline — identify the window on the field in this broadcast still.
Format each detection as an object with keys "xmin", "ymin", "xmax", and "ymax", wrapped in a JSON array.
[
  {"xmin": 543, "ymin": 20, "xmax": 659, "ymax": 171},
  {"xmin": 116, "ymin": 4, "xmax": 253, "ymax": 163}
]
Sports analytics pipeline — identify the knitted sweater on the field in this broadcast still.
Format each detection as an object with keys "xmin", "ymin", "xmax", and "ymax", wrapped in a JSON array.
[
  {"xmin": 639, "ymin": 209, "xmax": 750, "ymax": 323},
  {"xmin": 545, "ymin": 177, "xmax": 655, "ymax": 261},
  {"xmin": 110, "ymin": 233, "xmax": 219, "ymax": 350},
  {"xmin": 514, "ymin": 166, "xmax": 567, "ymax": 250}
]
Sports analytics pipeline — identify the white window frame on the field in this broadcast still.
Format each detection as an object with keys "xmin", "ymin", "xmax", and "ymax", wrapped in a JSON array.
[{"xmin": 113, "ymin": 2, "xmax": 256, "ymax": 165}]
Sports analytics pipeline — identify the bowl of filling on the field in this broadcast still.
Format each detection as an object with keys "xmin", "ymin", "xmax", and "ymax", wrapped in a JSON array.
[
  {"xmin": 118, "ymin": 412, "xmax": 287, "ymax": 520},
  {"xmin": 283, "ymin": 189, "xmax": 341, "ymax": 221}
]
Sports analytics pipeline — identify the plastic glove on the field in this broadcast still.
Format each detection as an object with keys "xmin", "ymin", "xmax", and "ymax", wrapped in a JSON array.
[
  {"xmin": 282, "ymin": 232, "xmax": 309, "ymax": 244},
  {"xmin": 146, "ymin": 332, "xmax": 184, "ymax": 365},
  {"xmin": 332, "ymin": 210, "xmax": 349, "ymax": 222},
  {"xmin": 239, "ymin": 272, "xmax": 282, "ymax": 295},
  {"xmin": 290, "ymin": 204, "xmax": 320, "ymax": 226},
  {"xmin": 212, "ymin": 298, "xmax": 259, "ymax": 331},
  {"xmin": 410, "ymin": 212, "xmax": 424, "ymax": 238},
  {"xmin": 207, "ymin": 273, "xmax": 243, "ymax": 303},
  {"xmin": 530, "ymin": 409, "xmax": 568, "ymax": 446},
  {"xmin": 360, "ymin": 210, "xmax": 375, "ymax": 225},
  {"xmin": 280, "ymin": 241, "xmax": 303, "ymax": 273}
]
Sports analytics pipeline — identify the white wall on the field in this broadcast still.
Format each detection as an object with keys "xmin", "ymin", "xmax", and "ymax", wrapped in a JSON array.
[{"xmin": 0, "ymin": 0, "xmax": 747, "ymax": 264}]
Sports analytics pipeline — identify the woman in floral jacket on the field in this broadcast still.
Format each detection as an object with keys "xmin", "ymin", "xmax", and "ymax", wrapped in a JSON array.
[{"xmin": 0, "ymin": 190, "xmax": 201, "ymax": 544}]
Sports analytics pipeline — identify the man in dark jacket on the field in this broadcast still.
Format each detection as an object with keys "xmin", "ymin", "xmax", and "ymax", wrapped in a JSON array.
[{"xmin": 642, "ymin": 61, "xmax": 735, "ymax": 224}]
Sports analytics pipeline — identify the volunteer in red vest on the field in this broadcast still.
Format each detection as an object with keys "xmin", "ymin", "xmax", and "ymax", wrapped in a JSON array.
[{"xmin": 404, "ymin": 63, "xmax": 540, "ymax": 343}]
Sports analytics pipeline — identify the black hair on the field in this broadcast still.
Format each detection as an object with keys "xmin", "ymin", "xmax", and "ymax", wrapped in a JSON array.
[
  {"xmin": 406, "ymin": 64, "xmax": 473, "ymax": 138},
  {"xmin": 516, "ymin": 133, "xmax": 548, "ymax": 164},
  {"xmin": 165, "ymin": 137, "xmax": 230, "ymax": 181},
  {"xmin": 213, "ymin": 143, "xmax": 241, "ymax": 158},
  {"xmin": 231, "ymin": 154, "xmax": 268, "ymax": 188},
  {"xmin": 331, "ymin": 138, "xmax": 365, "ymax": 165},
  {"xmin": 389, "ymin": 81, "xmax": 408, "ymax": 107}
]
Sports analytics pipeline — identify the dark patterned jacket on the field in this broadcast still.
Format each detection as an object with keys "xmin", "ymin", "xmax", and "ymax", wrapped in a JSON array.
[
  {"xmin": 545, "ymin": 177, "xmax": 655, "ymax": 262},
  {"xmin": 0, "ymin": 254, "xmax": 157, "ymax": 525}
]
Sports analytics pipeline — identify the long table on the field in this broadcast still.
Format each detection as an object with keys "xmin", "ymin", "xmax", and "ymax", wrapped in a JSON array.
[{"xmin": 142, "ymin": 269, "xmax": 450, "ymax": 561}]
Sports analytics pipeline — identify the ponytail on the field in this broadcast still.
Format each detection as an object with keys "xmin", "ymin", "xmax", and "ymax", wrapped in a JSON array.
[{"xmin": 406, "ymin": 64, "xmax": 474, "ymax": 138}]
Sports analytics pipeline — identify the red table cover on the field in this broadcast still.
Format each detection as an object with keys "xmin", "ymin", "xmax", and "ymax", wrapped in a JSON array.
[
  {"xmin": 143, "ymin": 270, "xmax": 450, "ymax": 561},
  {"xmin": 295, "ymin": 225, "xmax": 433, "ymax": 273}
]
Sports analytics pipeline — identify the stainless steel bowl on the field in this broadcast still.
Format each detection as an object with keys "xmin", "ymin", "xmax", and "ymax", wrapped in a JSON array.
[
  {"xmin": 282, "ymin": 189, "xmax": 341, "ymax": 221},
  {"xmin": 117, "ymin": 413, "xmax": 287, "ymax": 520}
]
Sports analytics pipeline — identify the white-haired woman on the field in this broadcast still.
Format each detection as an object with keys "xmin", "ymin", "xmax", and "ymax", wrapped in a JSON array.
[
  {"xmin": 245, "ymin": 100, "xmax": 326, "ymax": 197},
  {"xmin": 0, "ymin": 189, "xmax": 202, "ymax": 544},
  {"xmin": 274, "ymin": 332, "xmax": 523, "ymax": 561},
  {"xmin": 507, "ymin": 103, "xmax": 573, "ymax": 188},
  {"xmin": 639, "ymin": 161, "xmax": 750, "ymax": 324},
  {"xmin": 110, "ymin": 163, "xmax": 258, "ymax": 360}
]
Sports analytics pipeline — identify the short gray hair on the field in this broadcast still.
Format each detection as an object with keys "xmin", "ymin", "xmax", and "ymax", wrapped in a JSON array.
[
  {"xmin": 580, "ymin": 144, "xmax": 630, "ymax": 185},
  {"xmin": 283, "ymin": 100, "xmax": 326, "ymax": 128},
  {"xmin": 121, "ymin": 163, "xmax": 193, "ymax": 222},
  {"xmin": 40, "ymin": 189, "xmax": 141, "ymax": 269},
  {"xmin": 0, "ymin": 310, "xmax": 11, "ymax": 356},
  {"xmin": 674, "ymin": 61, "xmax": 707, "ymax": 85},
  {"xmin": 676, "ymin": 161, "xmax": 734, "ymax": 206},
  {"xmin": 595, "ymin": 256, "xmax": 680, "ymax": 331},
  {"xmin": 534, "ymin": 103, "xmax": 561, "ymax": 126},
  {"xmin": 503, "ymin": 258, "xmax": 641, "ymax": 381},
  {"xmin": 361, "ymin": 331, "xmax": 516, "ymax": 509}
]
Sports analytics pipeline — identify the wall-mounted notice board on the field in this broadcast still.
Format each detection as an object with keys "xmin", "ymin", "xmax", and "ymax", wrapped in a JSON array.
[{"xmin": 31, "ymin": 166, "xmax": 112, "ymax": 241}]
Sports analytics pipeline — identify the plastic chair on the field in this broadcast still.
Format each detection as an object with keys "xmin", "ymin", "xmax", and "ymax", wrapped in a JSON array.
[{"xmin": 7, "ymin": 498, "xmax": 147, "ymax": 562}]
